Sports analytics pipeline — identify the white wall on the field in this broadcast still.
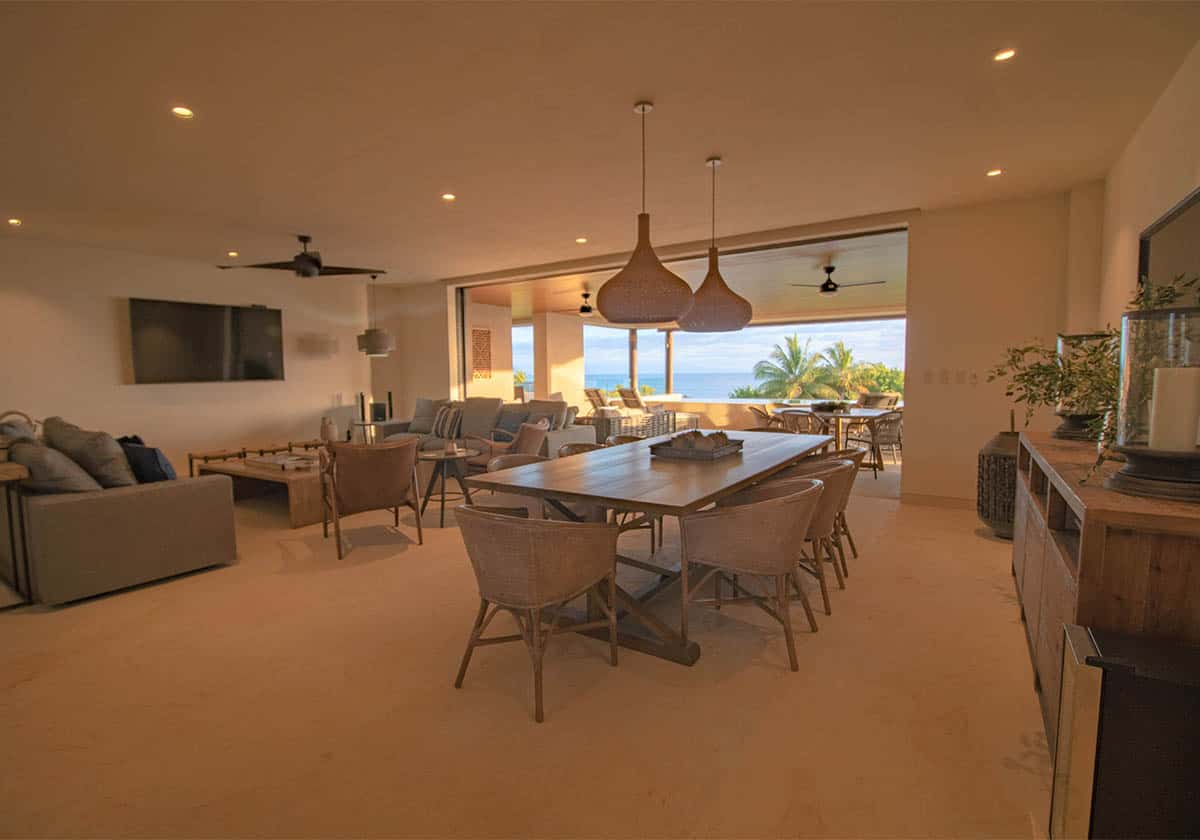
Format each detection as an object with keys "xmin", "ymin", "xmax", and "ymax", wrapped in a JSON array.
[
  {"xmin": 532, "ymin": 312, "xmax": 585, "ymax": 408},
  {"xmin": 464, "ymin": 301, "xmax": 514, "ymax": 401},
  {"xmin": 0, "ymin": 238, "xmax": 369, "ymax": 471},
  {"xmin": 904, "ymin": 193, "xmax": 1070, "ymax": 503},
  {"xmin": 369, "ymin": 282, "xmax": 458, "ymax": 420},
  {"xmin": 1100, "ymin": 40, "xmax": 1200, "ymax": 323},
  {"xmin": 1063, "ymin": 180, "xmax": 1106, "ymax": 333}
]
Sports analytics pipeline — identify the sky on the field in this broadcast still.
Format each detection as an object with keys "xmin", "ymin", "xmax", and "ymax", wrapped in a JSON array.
[{"xmin": 512, "ymin": 318, "xmax": 905, "ymax": 378}]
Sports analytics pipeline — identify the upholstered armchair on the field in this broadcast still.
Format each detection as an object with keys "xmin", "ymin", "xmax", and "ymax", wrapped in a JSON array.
[
  {"xmin": 321, "ymin": 439, "xmax": 423, "ymax": 558},
  {"xmin": 464, "ymin": 420, "xmax": 549, "ymax": 473}
]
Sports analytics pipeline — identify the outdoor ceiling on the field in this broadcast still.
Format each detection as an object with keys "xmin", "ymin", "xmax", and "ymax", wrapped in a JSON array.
[
  {"xmin": 470, "ymin": 230, "xmax": 908, "ymax": 326},
  {"xmin": 3, "ymin": 3, "xmax": 1199, "ymax": 285}
]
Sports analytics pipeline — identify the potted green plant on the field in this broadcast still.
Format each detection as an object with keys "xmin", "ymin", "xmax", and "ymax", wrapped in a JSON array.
[{"xmin": 987, "ymin": 330, "xmax": 1120, "ymax": 441}]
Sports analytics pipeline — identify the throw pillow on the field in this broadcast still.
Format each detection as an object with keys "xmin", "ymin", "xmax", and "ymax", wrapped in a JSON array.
[
  {"xmin": 431, "ymin": 405, "xmax": 462, "ymax": 440},
  {"xmin": 563, "ymin": 406, "xmax": 579, "ymax": 427},
  {"xmin": 43, "ymin": 417, "xmax": 137, "ymax": 488},
  {"xmin": 9, "ymin": 440, "xmax": 103, "ymax": 494},
  {"xmin": 0, "ymin": 417, "xmax": 36, "ymax": 441},
  {"xmin": 118, "ymin": 442, "xmax": 178, "ymax": 483}
]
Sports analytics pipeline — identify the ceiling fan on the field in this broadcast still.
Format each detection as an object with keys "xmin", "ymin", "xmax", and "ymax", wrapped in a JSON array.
[
  {"xmin": 793, "ymin": 264, "xmax": 886, "ymax": 295},
  {"xmin": 218, "ymin": 234, "xmax": 385, "ymax": 277},
  {"xmin": 552, "ymin": 289, "xmax": 597, "ymax": 318}
]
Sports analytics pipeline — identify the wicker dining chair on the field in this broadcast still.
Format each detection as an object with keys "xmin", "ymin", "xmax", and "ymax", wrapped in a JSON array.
[
  {"xmin": 780, "ymin": 410, "xmax": 829, "ymax": 435},
  {"xmin": 728, "ymin": 460, "xmax": 854, "ymax": 615},
  {"xmin": 321, "ymin": 439, "xmax": 423, "ymax": 558},
  {"xmin": 558, "ymin": 442, "xmax": 604, "ymax": 458},
  {"xmin": 748, "ymin": 405, "xmax": 783, "ymax": 428},
  {"xmin": 599, "ymin": 433, "xmax": 661, "ymax": 549},
  {"xmin": 454, "ymin": 506, "xmax": 620, "ymax": 722},
  {"xmin": 847, "ymin": 411, "xmax": 903, "ymax": 477},
  {"xmin": 680, "ymin": 481, "xmax": 824, "ymax": 671},
  {"xmin": 770, "ymin": 452, "xmax": 864, "ymax": 577},
  {"xmin": 480, "ymin": 454, "xmax": 548, "ymax": 518},
  {"xmin": 797, "ymin": 447, "xmax": 868, "ymax": 560}
]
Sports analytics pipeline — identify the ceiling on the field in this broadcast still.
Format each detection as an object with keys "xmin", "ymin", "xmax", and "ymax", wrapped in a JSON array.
[
  {"xmin": 470, "ymin": 230, "xmax": 908, "ymax": 326},
  {"xmin": 3, "ymin": 3, "xmax": 1199, "ymax": 284}
]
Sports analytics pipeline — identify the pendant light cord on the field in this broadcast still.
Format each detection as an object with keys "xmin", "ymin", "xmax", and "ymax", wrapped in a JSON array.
[
  {"xmin": 711, "ymin": 162, "xmax": 717, "ymax": 248},
  {"xmin": 640, "ymin": 108, "xmax": 646, "ymax": 213},
  {"xmin": 369, "ymin": 275, "xmax": 377, "ymax": 329}
]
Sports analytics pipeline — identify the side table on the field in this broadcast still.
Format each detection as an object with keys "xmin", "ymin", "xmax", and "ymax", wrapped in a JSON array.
[
  {"xmin": 1, "ymin": 462, "xmax": 30, "ymax": 606},
  {"xmin": 418, "ymin": 449, "xmax": 479, "ymax": 527}
]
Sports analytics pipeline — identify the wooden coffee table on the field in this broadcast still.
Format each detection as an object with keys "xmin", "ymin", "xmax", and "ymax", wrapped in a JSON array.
[
  {"xmin": 418, "ymin": 449, "xmax": 479, "ymax": 527},
  {"xmin": 197, "ymin": 459, "xmax": 323, "ymax": 528}
]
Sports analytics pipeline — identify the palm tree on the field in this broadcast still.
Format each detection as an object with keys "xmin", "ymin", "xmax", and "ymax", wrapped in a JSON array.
[
  {"xmin": 821, "ymin": 341, "xmax": 860, "ymax": 399},
  {"xmin": 753, "ymin": 336, "xmax": 839, "ymax": 399}
]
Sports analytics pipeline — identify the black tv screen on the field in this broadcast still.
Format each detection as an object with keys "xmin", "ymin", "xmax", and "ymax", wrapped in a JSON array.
[{"xmin": 129, "ymin": 298, "xmax": 284, "ymax": 383}]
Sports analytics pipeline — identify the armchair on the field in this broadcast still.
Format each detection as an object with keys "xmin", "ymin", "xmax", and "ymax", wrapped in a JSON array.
[{"xmin": 465, "ymin": 420, "xmax": 549, "ymax": 473}]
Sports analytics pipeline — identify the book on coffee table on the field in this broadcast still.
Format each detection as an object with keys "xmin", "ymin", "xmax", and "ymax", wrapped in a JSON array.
[{"xmin": 244, "ymin": 454, "xmax": 317, "ymax": 472}]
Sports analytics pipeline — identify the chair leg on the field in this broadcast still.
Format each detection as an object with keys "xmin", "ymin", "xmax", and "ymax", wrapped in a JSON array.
[
  {"xmin": 825, "ymin": 537, "xmax": 845, "ymax": 590},
  {"xmin": 833, "ymin": 531, "xmax": 850, "ymax": 579},
  {"xmin": 393, "ymin": 506, "xmax": 399, "ymax": 527},
  {"xmin": 791, "ymin": 567, "xmax": 819, "ymax": 632},
  {"xmin": 608, "ymin": 573, "xmax": 618, "ymax": 667},
  {"xmin": 777, "ymin": 573, "xmax": 798, "ymax": 672},
  {"xmin": 530, "ymin": 607, "xmax": 545, "ymax": 723},
  {"xmin": 714, "ymin": 571, "xmax": 722, "ymax": 610},
  {"xmin": 332, "ymin": 498, "xmax": 344, "ymax": 560},
  {"xmin": 841, "ymin": 511, "xmax": 859, "ymax": 559},
  {"xmin": 649, "ymin": 517, "xmax": 656, "ymax": 555},
  {"xmin": 808, "ymin": 540, "xmax": 832, "ymax": 615},
  {"xmin": 411, "ymin": 467, "xmax": 424, "ymax": 545},
  {"xmin": 454, "ymin": 598, "xmax": 489, "ymax": 688}
]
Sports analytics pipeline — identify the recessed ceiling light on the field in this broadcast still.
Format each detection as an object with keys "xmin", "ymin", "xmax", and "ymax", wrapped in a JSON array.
[
  {"xmin": 441, "ymin": 193, "xmax": 456, "ymax": 202},
  {"xmin": 7, "ymin": 218, "xmax": 22, "ymax": 227},
  {"xmin": 171, "ymin": 106, "xmax": 195, "ymax": 119},
  {"xmin": 986, "ymin": 168, "xmax": 1004, "ymax": 177},
  {"xmin": 227, "ymin": 250, "xmax": 239, "ymax": 258},
  {"xmin": 575, "ymin": 237, "xmax": 588, "ymax": 244},
  {"xmin": 993, "ymin": 49, "xmax": 1016, "ymax": 62}
]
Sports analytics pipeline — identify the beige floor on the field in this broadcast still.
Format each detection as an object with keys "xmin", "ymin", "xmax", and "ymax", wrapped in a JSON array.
[{"xmin": 0, "ymin": 469, "xmax": 1050, "ymax": 838}]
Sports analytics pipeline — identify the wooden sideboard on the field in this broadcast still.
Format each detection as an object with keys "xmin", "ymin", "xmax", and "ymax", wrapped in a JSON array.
[{"xmin": 1012, "ymin": 433, "xmax": 1200, "ymax": 752}]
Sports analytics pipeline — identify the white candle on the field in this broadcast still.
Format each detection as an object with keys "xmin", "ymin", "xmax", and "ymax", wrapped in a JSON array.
[{"xmin": 1148, "ymin": 367, "xmax": 1200, "ymax": 451}]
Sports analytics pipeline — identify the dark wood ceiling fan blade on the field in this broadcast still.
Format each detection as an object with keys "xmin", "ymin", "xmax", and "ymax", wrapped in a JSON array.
[
  {"xmin": 318, "ymin": 266, "xmax": 386, "ymax": 276},
  {"xmin": 218, "ymin": 260, "xmax": 299, "ymax": 271},
  {"xmin": 790, "ymin": 283, "xmax": 823, "ymax": 287},
  {"xmin": 840, "ymin": 280, "xmax": 887, "ymax": 287}
]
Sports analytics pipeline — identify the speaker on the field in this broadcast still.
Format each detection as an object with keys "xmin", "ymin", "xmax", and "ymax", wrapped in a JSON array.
[
  {"xmin": 387, "ymin": 391, "xmax": 394, "ymax": 419},
  {"xmin": 357, "ymin": 392, "xmax": 366, "ymax": 423},
  {"xmin": 370, "ymin": 402, "xmax": 388, "ymax": 422}
]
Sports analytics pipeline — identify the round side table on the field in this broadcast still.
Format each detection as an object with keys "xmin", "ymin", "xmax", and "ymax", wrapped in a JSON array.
[{"xmin": 417, "ymin": 449, "xmax": 479, "ymax": 527}]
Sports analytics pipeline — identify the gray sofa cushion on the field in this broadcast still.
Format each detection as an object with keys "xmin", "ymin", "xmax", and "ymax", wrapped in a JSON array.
[
  {"xmin": 525, "ymin": 399, "xmax": 569, "ymax": 431},
  {"xmin": 9, "ymin": 439, "xmax": 103, "ymax": 493},
  {"xmin": 408, "ymin": 398, "xmax": 440, "ymax": 435},
  {"xmin": 495, "ymin": 404, "xmax": 530, "ymax": 437},
  {"xmin": 459, "ymin": 397, "xmax": 503, "ymax": 439},
  {"xmin": 43, "ymin": 417, "xmax": 137, "ymax": 488}
]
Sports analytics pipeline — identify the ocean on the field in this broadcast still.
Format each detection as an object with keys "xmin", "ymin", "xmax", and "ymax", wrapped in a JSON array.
[{"xmin": 520, "ymin": 372, "xmax": 760, "ymax": 400}]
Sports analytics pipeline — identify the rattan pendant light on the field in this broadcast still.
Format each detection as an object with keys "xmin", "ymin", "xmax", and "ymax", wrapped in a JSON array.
[
  {"xmin": 357, "ymin": 274, "xmax": 395, "ymax": 357},
  {"xmin": 596, "ymin": 101, "xmax": 694, "ymax": 324},
  {"xmin": 678, "ymin": 157, "xmax": 752, "ymax": 332}
]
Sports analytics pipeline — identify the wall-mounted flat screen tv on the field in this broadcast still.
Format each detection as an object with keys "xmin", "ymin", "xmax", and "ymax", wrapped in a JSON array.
[{"xmin": 129, "ymin": 298, "xmax": 284, "ymax": 383}]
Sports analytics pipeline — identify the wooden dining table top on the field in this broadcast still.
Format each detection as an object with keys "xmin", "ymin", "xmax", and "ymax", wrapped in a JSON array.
[{"xmin": 464, "ymin": 431, "xmax": 832, "ymax": 517}]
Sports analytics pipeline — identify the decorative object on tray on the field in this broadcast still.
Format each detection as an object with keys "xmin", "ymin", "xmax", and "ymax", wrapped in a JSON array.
[
  {"xmin": 988, "ymin": 330, "xmax": 1120, "ymax": 442},
  {"xmin": 811, "ymin": 401, "xmax": 853, "ymax": 413},
  {"xmin": 320, "ymin": 416, "xmax": 338, "ymax": 443},
  {"xmin": 650, "ymin": 430, "xmax": 743, "ymax": 461},
  {"xmin": 976, "ymin": 410, "xmax": 1019, "ymax": 538},
  {"xmin": 245, "ymin": 453, "xmax": 317, "ymax": 471},
  {"xmin": 1105, "ymin": 274, "xmax": 1200, "ymax": 500}
]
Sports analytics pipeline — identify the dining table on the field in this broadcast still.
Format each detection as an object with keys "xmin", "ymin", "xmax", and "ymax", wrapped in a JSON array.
[
  {"xmin": 774, "ymin": 406, "xmax": 894, "ymax": 450},
  {"xmin": 464, "ymin": 430, "xmax": 832, "ymax": 666}
]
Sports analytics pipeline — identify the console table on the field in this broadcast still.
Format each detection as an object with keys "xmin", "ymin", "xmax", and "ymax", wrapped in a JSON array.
[{"xmin": 1012, "ymin": 433, "xmax": 1200, "ymax": 754}]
